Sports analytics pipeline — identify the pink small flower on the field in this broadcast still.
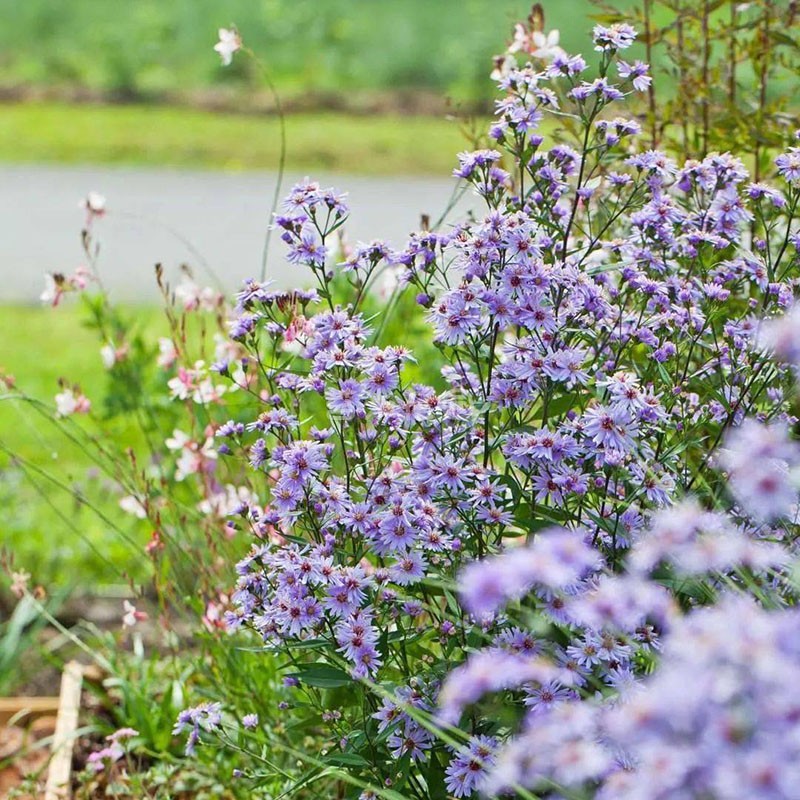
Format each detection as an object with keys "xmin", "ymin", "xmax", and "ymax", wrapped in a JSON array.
[
  {"xmin": 54, "ymin": 387, "xmax": 91, "ymax": 417},
  {"xmin": 175, "ymin": 278, "xmax": 221, "ymax": 311},
  {"xmin": 157, "ymin": 337, "xmax": 179, "ymax": 369},
  {"xmin": 530, "ymin": 30, "xmax": 566, "ymax": 61},
  {"xmin": 168, "ymin": 367, "xmax": 195, "ymax": 400},
  {"xmin": 40, "ymin": 274, "xmax": 65, "ymax": 307},
  {"xmin": 122, "ymin": 600, "xmax": 148, "ymax": 628},
  {"xmin": 80, "ymin": 191, "xmax": 107, "ymax": 228},
  {"xmin": 86, "ymin": 743, "xmax": 123, "ymax": 772},
  {"xmin": 202, "ymin": 595, "xmax": 231, "ymax": 632},
  {"xmin": 101, "ymin": 342, "xmax": 128, "ymax": 369},
  {"xmin": 41, "ymin": 266, "xmax": 95, "ymax": 307},
  {"xmin": 71, "ymin": 264, "xmax": 93, "ymax": 289},
  {"xmin": 145, "ymin": 530, "xmax": 164, "ymax": 555},
  {"xmin": 119, "ymin": 495, "xmax": 147, "ymax": 519},
  {"xmin": 107, "ymin": 727, "xmax": 139, "ymax": 742}
]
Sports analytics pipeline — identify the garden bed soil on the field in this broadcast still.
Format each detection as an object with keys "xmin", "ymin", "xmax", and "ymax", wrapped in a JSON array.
[
  {"xmin": 0, "ymin": 662, "xmax": 88, "ymax": 800},
  {"xmin": 0, "ymin": 698, "xmax": 59, "ymax": 798}
]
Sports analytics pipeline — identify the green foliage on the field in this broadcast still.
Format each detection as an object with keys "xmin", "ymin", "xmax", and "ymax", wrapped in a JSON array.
[
  {"xmin": 0, "ymin": 594, "xmax": 52, "ymax": 694},
  {"xmin": 0, "ymin": 305, "xmax": 167, "ymax": 586}
]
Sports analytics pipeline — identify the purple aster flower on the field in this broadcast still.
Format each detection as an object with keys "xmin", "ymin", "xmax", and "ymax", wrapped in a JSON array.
[
  {"xmin": 582, "ymin": 404, "xmax": 638, "ymax": 453},
  {"xmin": 458, "ymin": 528, "xmax": 600, "ymax": 618},
  {"xmin": 593, "ymin": 23, "xmax": 637, "ymax": 51},
  {"xmin": 445, "ymin": 735, "xmax": 498, "ymax": 798},
  {"xmin": 524, "ymin": 681, "xmax": 578, "ymax": 715},
  {"xmin": 617, "ymin": 59, "xmax": 651, "ymax": 91},
  {"xmin": 718, "ymin": 420, "xmax": 799, "ymax": 522},
  {"xmin": 387, "ymin": 722, "xmax": 433, "ymax": 762},
  {"xmin": 325, "ymin": 378, "xmax": 366, "ymax": 419},
  {"xmin": 438, "ymin": 650, "xmax": 567, "ymax": 725},
  {"xmin": 173, "ymin": 703, "xmax": 222, "ymax": 756},
  {"xmin": 390, "ymin": 551, "xmax": 427, "ymax": 586},
  {"xmin": 776, "ymin": 147, "xmax": 800, "ymax": 183},
  {"xmin": 335, "ymin": 609, "xmax": 379, "ymax": 666},
  {"xmin": 453, "ymin": 149, "xmax": 502, "ymax": 180},
  {"xmin": 286, "ymin": 230, "xmax": 328, "ymax": 268}
]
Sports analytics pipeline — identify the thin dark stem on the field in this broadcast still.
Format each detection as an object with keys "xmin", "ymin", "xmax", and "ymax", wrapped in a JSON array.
[
  {"xmin": 644, "ymin": 0, "xmax": 658, "ymax": 149},
  {"xmin": 245, "ymin": 47, "xmax": 288, "ymax": 284},
  {"xmin": 701, "ymin": 0, "xmax": 711, "ymax": 156},
  {"xmin": 754, "ymin": 2, "xmax": 772, "ymax": 183},
  {"xmin": 677, "ymin": 10, "xmax": 689, "ymax": 154}
]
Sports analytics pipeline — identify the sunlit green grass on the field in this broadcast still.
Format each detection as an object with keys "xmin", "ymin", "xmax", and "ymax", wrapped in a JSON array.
[
  {"xmin": 0, "ymin": 305, "xmax": 165, "ymax": 587},
  {"xmin": 0, "ymin": 103, "xmax": 484, "ymax": 175}
]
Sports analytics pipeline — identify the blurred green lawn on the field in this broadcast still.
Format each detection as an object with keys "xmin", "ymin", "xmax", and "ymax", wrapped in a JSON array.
[
  {"xmin": 0, "ymin": 306, "xmax": 164, "ymax": 588},
  {"xmin": 0, "ymin": 292, "xmax": 441, "ymax": 589},
  {"xmin": 0, "ymin": 104, "xmax": 482, "ymax": 175}
]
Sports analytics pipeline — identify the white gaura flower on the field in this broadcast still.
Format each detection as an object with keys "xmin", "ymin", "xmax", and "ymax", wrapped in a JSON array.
[
  {"xmin": 80, "ymin": 191, "xmax": 106, "ymax": 228},
  {"xmin": 41, "ymin": 265, "xmax": 95, "ymax": 307},
  {"xmin": 100, "ymin": 345, "xmax": 116, "ymax": 369},
  {"xmin": 81, "ymin": 191, "xmax": 106, "ymax": 216},
  {"xmin": 10, "ymin": 569, "xmax": 30, "ymax": 598},
  {"xmin": 157, "ymin": 337, "xmax": 178, "ymax": 369},
  {"xmin": 40, "ymin": 273, "xmax": 63, "ymax": 307},
  {"xmin": 491, "ymin": 54, "xmax": 517, "ymax": 82},
  {"xmin": 508, "ymin": 22, "xmax": 530, "ymax": 54},
  {"xmin": 175, "ymin": 277, "xmax": 222, "ymax": 312},
  {"xmin": 530, "ymin": 30, "xmax": 566, "ymax": 61},
  {"xmin": 214, "ymin": 27, "xmax": 241, "ymax": 66},
  {"xmin": 54, "ymin": 388, "xmax": 90, "ymax": 417},
  {"xmin": 165, "ymin": 429, "xmax": 192, "ymax": 452},
  {"xmin": 119, "ymin": 495, "xmax": 147, "ymax": 519},
  {"xmin": 100, "ymin": 342, "xmax": 127, "ymax": 369},
  {"xmin": 122, "ymin": 600, "xmax": 148, "ymax": 628}
]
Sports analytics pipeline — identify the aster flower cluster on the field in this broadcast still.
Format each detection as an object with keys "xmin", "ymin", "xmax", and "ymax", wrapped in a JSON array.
[
  {"xmin": 598, "ymin": 595, "xmax": 800, "ymax": 799},
  {"xmin": 167, "ymin": 17, "xmax": 800, "ymax": 799},
  {"xmin": 440, "ymin": 488, "xmax": 794, "ymax": 794}
]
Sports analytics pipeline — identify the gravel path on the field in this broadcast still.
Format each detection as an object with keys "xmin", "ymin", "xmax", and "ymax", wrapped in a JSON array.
[{"xmin": 0, "ymin": 165, "xmax": 475, "ymax": 303}]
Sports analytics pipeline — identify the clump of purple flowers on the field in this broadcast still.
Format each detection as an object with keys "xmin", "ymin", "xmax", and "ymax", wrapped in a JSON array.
[
  {"xmin": 172, "ymin": 16, "xmax": 800, "ymax": 799},
  {"xmin": 599, "ymin": 595, "xmax": 800, "ymax": 799}
]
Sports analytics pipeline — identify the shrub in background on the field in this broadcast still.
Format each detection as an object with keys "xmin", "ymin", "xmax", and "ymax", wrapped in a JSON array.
[{"xmin": 593, "ymin": 0, "xmax": 799, "ymax": 174}]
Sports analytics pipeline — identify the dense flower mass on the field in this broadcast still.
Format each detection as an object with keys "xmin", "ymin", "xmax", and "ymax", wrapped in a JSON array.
[
  {"xmin": 161, "ymin": 15, "xmax": 800, "ymax": 799},
  {"xmin": 597, "ymin": 596, "xmax": 800, "ymax": 799}
]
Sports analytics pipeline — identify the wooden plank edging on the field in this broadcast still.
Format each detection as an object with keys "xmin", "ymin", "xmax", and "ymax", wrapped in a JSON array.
[
  {"xmin": 0, "ymin": 697, "xmax": 60, "ymax": 726},
  {"xmin": 43, "ymin": 661, "xmax": 84, "ymax": 800}
]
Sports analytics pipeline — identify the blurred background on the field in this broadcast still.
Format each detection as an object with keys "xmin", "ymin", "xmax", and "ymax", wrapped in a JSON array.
[
  {"xmin": 0, "ymin": 0, "xmax": 593, "ymax": 113},
  {"xmin": 0, "ymin": 0, "xmax": 603, "ymax": 304}
]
